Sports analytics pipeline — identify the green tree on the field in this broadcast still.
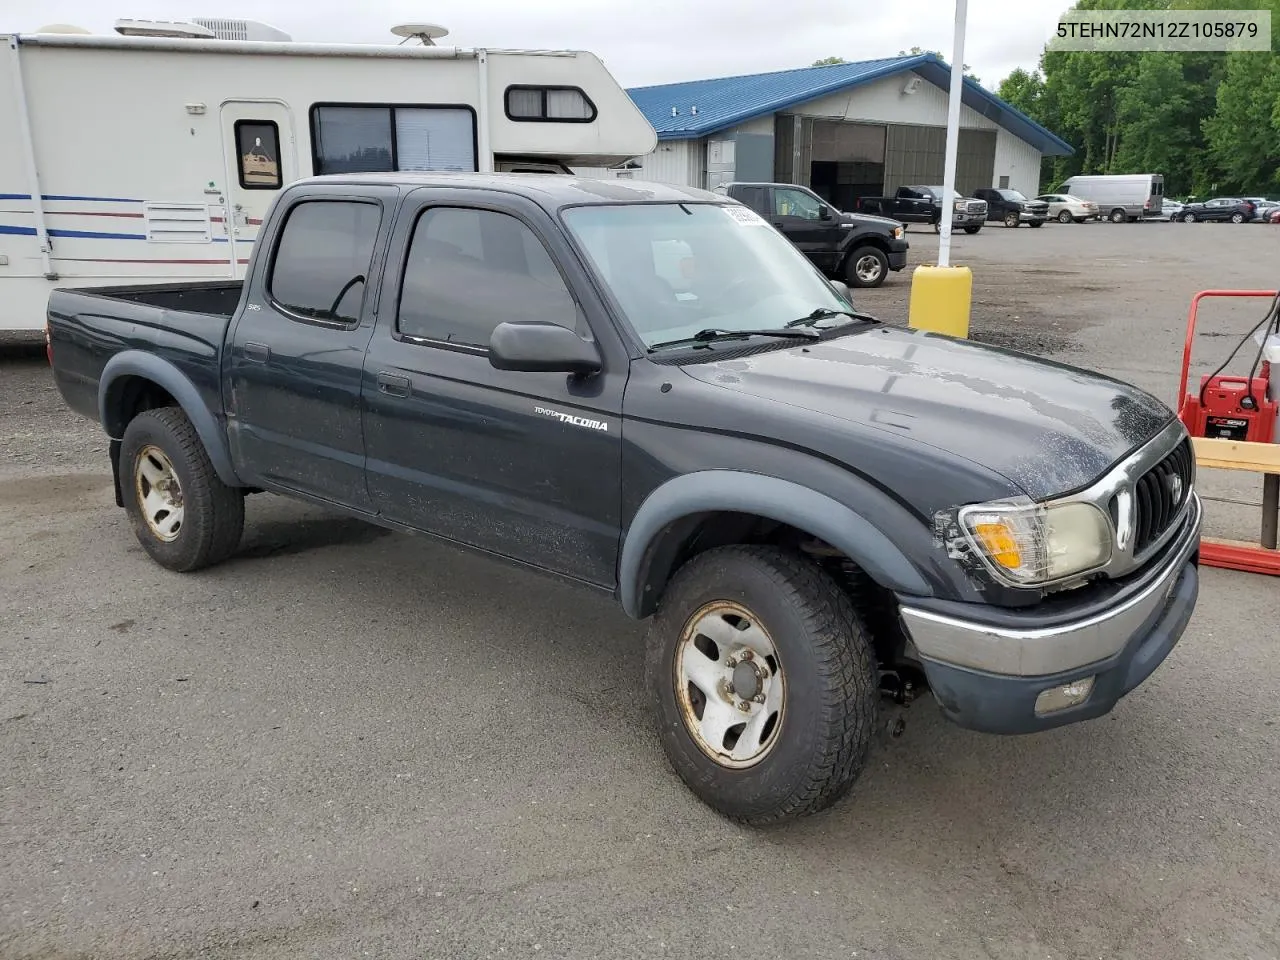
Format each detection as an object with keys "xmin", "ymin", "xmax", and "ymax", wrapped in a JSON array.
[
  {"xmin": 898, "ymin": 46, "xmax": 979, "ymax": 83},
  {"xmin": 811, "ymin": 56, "xmax": 846, "ymax": 66}
]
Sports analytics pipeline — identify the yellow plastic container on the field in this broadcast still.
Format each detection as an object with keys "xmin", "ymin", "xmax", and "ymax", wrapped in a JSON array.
[{"xmin": 907, "ymin": 264, "xmax": 973, "ymax": 339}]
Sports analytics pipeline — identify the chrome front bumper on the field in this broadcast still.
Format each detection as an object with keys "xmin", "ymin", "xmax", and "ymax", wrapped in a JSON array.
[{"xmin": 897, "ymin": 492, "xmax": 1201, "ymax": 734}]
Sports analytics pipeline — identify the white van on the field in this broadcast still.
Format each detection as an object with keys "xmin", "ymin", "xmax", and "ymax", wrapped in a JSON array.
[{"xmin": 1058, "ymin": 174, "xmax": 1165, "ymax": 223}]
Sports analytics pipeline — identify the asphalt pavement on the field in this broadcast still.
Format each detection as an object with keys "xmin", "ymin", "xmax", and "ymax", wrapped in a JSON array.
[{"xmin": 3, "ymin": 219, "xmax": 1279, "ymax": 960}]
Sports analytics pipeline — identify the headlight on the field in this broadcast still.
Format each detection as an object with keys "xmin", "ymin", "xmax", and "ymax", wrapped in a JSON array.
[{"xmin": 958, "ymin": 500, "xmax": 1112, "ymax": 586}]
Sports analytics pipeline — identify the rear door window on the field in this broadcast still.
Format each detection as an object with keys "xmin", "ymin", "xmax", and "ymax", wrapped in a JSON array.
[{"xmin": 268, "ymin": 200, "xmax": 382, "ymax": 325}]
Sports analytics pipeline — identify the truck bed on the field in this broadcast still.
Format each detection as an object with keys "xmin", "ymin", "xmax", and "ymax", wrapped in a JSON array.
[{"xmin": 46, "ymin": 281, "xmax": 242, "ymax": 432}]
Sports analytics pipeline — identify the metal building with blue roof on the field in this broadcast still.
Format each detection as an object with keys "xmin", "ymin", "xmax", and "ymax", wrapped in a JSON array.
[{"xmin": 583, "ymin": 53, "xmax": 1072, "ymax": 209}]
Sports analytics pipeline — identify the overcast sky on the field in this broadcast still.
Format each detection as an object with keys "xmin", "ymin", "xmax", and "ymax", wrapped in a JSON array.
[{"xmin": 11, "ymin": 0, "xmax": 1070, "ymax": 89}]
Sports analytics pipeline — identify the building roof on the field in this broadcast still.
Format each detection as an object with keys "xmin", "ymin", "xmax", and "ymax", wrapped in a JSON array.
[{"xmin": 627, "ymin": 53, "xmax": 1074, "ymax": 156}]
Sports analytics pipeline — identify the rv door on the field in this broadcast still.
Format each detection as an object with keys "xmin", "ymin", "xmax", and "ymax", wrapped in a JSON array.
[{"xmin": 220, "ymin": 101, "xmax": 294, "ymax": 274}]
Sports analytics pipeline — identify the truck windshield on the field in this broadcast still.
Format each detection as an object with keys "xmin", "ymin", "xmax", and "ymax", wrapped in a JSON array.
[{"xmin": 561, "ymin": 202, "xmax": 853, "ymax": 349}]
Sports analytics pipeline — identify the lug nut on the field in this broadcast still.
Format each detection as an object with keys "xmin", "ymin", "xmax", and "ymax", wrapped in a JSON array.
[
  {"xmin": 741, "ymin": 650, "xmax": 754, "ymax": 661},
  {"xmin": 753, "ymin": 693, "xmax": 765, "ymax": 704},
  {"xmin": 725, "ymin": 658, "xmax": 738, "ymax": 668},
  {"xmin": 737, "ymin": 701, "xmax": 751, "ymax": 712}
]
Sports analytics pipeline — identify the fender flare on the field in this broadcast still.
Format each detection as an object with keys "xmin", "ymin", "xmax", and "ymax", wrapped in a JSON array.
[
  {"xmin": 98, "ymin": 350, "xmax": 243, "ymax": 488},
  {"xmin": 617, "ymin": 470, "xmax": 931, "ymax": 620}
]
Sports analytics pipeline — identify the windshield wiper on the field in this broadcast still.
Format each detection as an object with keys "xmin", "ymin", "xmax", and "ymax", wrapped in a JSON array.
[
  {"xmin": 785, "ymin": 307, "xmax": 880, "ymax": 329},
  {"xmin": 648, "ymin": 326, "xmax": 820, "ymax": 352}
]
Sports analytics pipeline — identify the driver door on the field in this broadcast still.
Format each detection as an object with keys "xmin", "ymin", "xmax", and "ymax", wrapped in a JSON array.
[{"xmin": 769, "ymin": 186, "xmax": 841, "ymax": 270}]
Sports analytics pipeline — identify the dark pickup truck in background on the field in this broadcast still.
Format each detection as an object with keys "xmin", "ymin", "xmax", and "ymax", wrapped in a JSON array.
[
  {"xmin": 972, "ymin": 188, "xmax": 1050, "ymax": 228},
  {"xmin": 857, "ymin": 184, "xmax": 988, "ymax": 233},
  {"xmin": 714, "ymin": 181, "xmax": 909, "ymax": 288},
  {"xmin": 48, "ymin": 173, "xmax": 1202, "ymax": 826}
]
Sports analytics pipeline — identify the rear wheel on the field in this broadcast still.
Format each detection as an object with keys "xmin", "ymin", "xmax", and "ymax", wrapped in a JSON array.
[
  {"xmin": 1109, "ymin": 208, "xmax": 1126, "ymax": 223},
  {"xmin": 1057, "ymin": 210, "xmax": 1073, "ymax": 224},
  {"xmin": 645, "ymin": 546, "xmax": 878, "ymax": 825},
  {"xmin": 845, "ymin": 246, "xmax": 889, "ymax": 288},
  {"xmin": 1231, "ymin": 212, "xmax": 1245, "ymax": 223},
  {"xmin": 120, "ymin": 407, "xmax": 244, "ymax": 572}
]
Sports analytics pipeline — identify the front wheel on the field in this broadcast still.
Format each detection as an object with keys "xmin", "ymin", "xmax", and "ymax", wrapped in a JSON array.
[
  {"xmin": 120, "ymin": 406, "xmax": 245, "ymax": 572},
  {"xmin": 1029, "ymin": 220, "xmax": 1044, "ymax": 228},
  {"xmin": 963, "ymin": 225, "xmax": 982, "ymax": 235},
  {"xmin": 1003, "ymin": 212, "xmax": 1019, "ymax": 228},
  {"xmin": 845, "ymin": 246, "xmax": 889, "ymax": 288},
  {"xmin": 1181, "ymin": 212, "xmax": 1196, "ymax": 223},
  {"xmin": 645, "ymin": 546, "xmax": 878, "ymax": 825}
]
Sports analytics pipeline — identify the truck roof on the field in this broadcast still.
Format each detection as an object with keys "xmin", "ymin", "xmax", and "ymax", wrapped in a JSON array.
[{"xmin": 290, "ymin": 172, "xmax": 725, "ymax": 211}]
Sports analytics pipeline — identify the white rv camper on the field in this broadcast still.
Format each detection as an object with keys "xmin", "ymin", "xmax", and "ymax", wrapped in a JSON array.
[{"xmin": 0, "ymin": 19, "xmax": 657, "ymax": 332}]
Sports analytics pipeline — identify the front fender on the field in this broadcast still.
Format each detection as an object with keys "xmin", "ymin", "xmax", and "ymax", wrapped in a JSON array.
[
  {"xmin": 618, "ymin": 470, "xmax": 932, "ymax": 619},
  {"xmin": 98, "ymin": 350, "xmax": 243, "ymax": 488}
]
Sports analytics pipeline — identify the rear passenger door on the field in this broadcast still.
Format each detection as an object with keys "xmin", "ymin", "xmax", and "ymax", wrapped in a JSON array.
[
  {"xmin": 224, "ymin": 185, "xmax": 398, "ymax": 511},
  {"xmin": 360, "ymin": 188, "xmax": 628, "ymax": 586}
]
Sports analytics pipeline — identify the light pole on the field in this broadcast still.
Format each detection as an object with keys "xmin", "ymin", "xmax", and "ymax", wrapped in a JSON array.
[
  {"xmin": 906, "ymin": 0, "xmax": 974, "ymax": 339},
  {"xmin": 937, "ymin": 0, "xmax": 967, "ymax": 268}
]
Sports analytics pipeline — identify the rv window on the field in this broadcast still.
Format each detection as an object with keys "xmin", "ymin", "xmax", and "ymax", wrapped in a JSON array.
[
  {"xmin": 504, "ymin": 86, "xmax": 597, "ymax": 123},
  {"xmin": 235, "ymin": 120, "xmax": 282, "ymax": 190},
  {"xmin": 397, "ymin": 207, "xmax": 580, "ymax": 348},
  {"xmin": 268, "ymin": 200, "xmax": 381, "ymax": 326},
  {"xmin": 311, "ymin": 104, "xmax": 477, "ymax": 175}
]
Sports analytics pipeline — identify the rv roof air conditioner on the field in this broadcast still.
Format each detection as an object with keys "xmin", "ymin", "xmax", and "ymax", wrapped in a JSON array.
[
  {"xmin": 113, "ymin": 19, "xmax": 217, "ymax": 39},
  {"xmin": 189, "ymin": 18, "xmax": 294, "ymax": 42}
]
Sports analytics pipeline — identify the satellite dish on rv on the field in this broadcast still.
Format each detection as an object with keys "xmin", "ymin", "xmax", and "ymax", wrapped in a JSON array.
[
  {"xmin": 113, "ymin": 18, "xmax": 217, "ymax": 38},
  {"xmin": 391, "ymin": 23, "xmax": 449, "ymax": 45},
  {"xmin": 35, "ymin": 24, "xmax": 94, "ymax": 34}
]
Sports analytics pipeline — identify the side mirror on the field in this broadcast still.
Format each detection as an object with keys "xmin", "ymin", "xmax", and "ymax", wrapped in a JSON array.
[
  {"xmin": 820, "ymin": 205, "xmax": 834, "ymax": 220},
  {"xmin": 829, "ymin": 280, "xmax": 851, "ymax": 302},
  {"xmin": 489, "ymin": 321, "xmax": 602, "ymax": 375}
]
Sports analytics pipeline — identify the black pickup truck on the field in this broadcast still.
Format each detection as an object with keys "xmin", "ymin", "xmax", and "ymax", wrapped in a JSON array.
[
  {"xmin": 857, "ymin": 184, "xmax": 988, "ymax": 233},
  {"xmin": 47, "ymin": 173, "xmax": 1202, "ymax": 826},
  {"xmin": 712, "ymin": 181, "xmax": 909, "ymax": 288}
]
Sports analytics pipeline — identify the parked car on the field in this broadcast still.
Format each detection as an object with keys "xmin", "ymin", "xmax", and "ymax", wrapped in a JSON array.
[
  {"xmin": 713, "ymin": 181, "xmax": 909, "ymax": 288},
  {"xmin": 1251, "ymin": 200, "xmax": 1280, "ymax": 222},
  {"xmin": 1036, "ymin": 193, "xmax": 1101, "ymax": 223},
  {"xmin": 1162, "ymin": 199, "xmax": 1186, "ymax": 220},
  {"xmin": 46, "ymin": 173, "xmax": 1203, "ymax": 826},
  {"xmin": 1269, "ymin": 207, "xmax": 1280, "ymax": 224},
  {"xmin": 1175, "ymin": 197, "xmax": 1257, "ymax": 223},
  {"xmin": 972, "ymin": 188, "xmax": 1049, "ymax": 228},
  {"xmin": 857, "ymin": 185, "xmax": 988, "ymax": 233}
]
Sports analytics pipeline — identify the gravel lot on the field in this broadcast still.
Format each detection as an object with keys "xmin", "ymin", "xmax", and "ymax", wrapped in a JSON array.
[{"xmin": 3, "ymin": 219, "xmax": 1280, "ymax": 960}]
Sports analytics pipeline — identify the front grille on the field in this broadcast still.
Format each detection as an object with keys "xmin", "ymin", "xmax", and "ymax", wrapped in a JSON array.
[{"xmin": 1131, "ymin": 436, "xmax": 1194, "ymax": 554}]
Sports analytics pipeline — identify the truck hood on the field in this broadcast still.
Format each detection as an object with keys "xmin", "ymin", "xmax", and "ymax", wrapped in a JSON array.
[
  {"xmin": 841, "ymin": 211, "xmax": 901, "ymax": 230},
  {"xmin": 678, "ymin": 325, "xmax": 1173, "ymax": 500}
]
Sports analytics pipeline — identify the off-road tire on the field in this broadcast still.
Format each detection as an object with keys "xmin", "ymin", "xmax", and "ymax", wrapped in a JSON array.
[
  {"xmin": 644, "ymin": 545, "xmax": 878, "ymax": 825},
  {"xmin": 120, "ymin": 406, "xmax": 244, "ymax": 572}
]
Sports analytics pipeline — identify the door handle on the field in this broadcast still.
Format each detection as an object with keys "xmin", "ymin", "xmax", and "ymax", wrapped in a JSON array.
[
  {"xmin": 376, "ymin": 371, "xmax": 411, "ymax": 397},
  {"xmin": 244, "ymin": 341, "xmax": 270, "ymax": 362}
]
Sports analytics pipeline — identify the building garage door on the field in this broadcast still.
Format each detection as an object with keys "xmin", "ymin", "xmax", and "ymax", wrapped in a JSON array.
[{"xmin": 883, "ymin": 124, "xmax": 995, "ymax": 197}]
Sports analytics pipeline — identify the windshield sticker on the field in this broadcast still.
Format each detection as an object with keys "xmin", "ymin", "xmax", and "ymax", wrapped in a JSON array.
[{"xmin": 723, "ymin": 205, "xmax": 768, "ymax": 226}]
